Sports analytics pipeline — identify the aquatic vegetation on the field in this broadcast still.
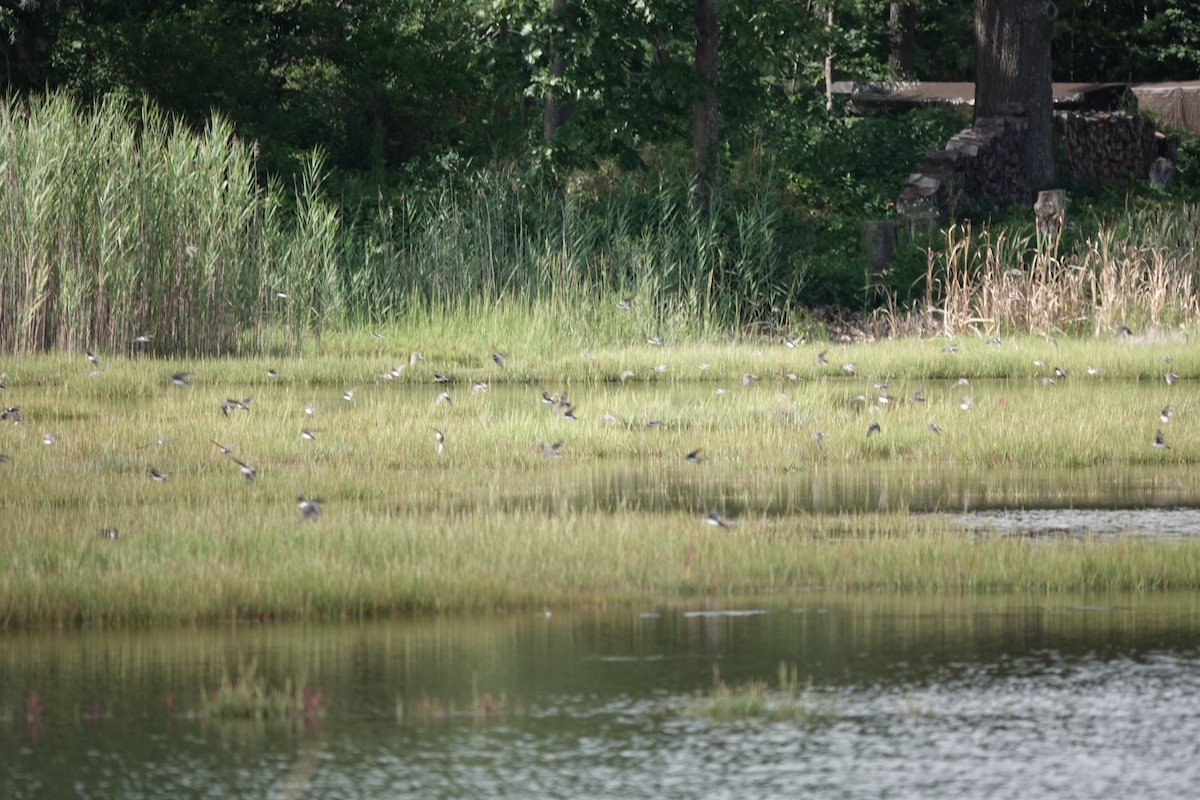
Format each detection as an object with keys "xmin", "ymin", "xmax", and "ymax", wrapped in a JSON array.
[
  {"xmin": 397, "ymin": 675, "xmax": 514, "ymax": 723},
  {"xmin": 686, "ymin": 663, "xmax": 834, "ymax": 722},
  {"xmin": 198, "ymin": 659, "xmax": 325, "ymax": 720}
]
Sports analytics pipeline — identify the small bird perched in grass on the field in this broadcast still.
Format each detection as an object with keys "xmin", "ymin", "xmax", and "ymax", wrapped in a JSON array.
[{"xmin": 297, "ymin": 494, "xmax": 321, "ymax": 522}]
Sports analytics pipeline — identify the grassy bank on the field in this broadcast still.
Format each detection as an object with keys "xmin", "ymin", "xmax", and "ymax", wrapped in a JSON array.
[{"xmin": 4, "ymin": 339, "xmax": 1200, "ymax": 627}]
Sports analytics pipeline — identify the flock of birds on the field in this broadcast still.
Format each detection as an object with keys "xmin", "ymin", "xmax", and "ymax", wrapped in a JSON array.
[{"xmin": 0, "ymin": 306, "xmax": 1187, "ymax": 537}]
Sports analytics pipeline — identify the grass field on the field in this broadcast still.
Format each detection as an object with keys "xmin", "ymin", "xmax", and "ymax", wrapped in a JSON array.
[{"xmin": 4, "ymin": 334, "xmax": 1200, "ymax": 628}]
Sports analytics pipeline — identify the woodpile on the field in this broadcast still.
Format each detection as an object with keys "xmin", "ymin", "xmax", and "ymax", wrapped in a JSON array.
[
  {"xmin": 898, "ymin": 111, "xmax": 1163, "ymax": 218},
  {"xmin": 1054, "ymin": 111, "xmax": 1157, "ymax": 184}
]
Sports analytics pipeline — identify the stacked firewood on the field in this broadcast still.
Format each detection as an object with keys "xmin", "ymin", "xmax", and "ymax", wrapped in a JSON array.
[{"xmin": 1054, "ymin": 111, "xmax": 1157, "ymax": 184}]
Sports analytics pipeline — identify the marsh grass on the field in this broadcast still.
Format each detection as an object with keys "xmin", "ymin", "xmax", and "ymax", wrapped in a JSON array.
[
  {"xmin": 396, "ymin": 675, "xmax": 515, "ymax": 724},
  {"xmin": 4, "ymin": 344, "xmax": 1200, "ymax": 627},
  {"xmin": 686, "ymin": 663, "xmax": 834, "ymax": 721},
  {"xmin": 902, "ymin": 205, "xmax": 1200, "ymax": 338},
  {"xmin": 197, "ymin": 658, "xmax": 325, "ymax": 720}
]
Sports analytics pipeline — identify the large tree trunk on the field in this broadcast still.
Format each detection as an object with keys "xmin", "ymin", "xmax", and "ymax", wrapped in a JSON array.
[
  {"xmin": 888, "ymin": 2, "xmax": 917, "ymax": 79},
  {"xmin": 543, "ymin": 0, "xmax": 571, "ymax": 142},
  {"xmin": 974, "ymin": 0, "xmax": 1056, "ymax": 192},
  {"xmin": 691, "ymin": 0, "xmax": 718, "ymax": 208}
]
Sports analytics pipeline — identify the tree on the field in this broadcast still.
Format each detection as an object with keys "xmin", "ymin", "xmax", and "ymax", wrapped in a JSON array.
[
  {"xmin": 691, "ymin": 0, "xmax": 718, "ymax": 206},
  {"xmin": 973, "ymin": 0, "xmax": 1056, "ymax": 193}
]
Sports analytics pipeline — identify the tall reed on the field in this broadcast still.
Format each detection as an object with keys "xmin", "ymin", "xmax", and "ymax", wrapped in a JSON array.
[{"xmin": 0, "ymin": 93, "xmax": 341, "ymax": 356}]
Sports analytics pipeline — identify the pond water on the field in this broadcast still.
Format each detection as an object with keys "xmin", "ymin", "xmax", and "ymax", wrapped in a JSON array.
[{"xmin": 5, "ymin": 594, "xmax": 1200, "ymax": 799}]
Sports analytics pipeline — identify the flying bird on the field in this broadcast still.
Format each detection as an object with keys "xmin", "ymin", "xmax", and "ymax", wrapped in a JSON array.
[
  {"xmin": 1154, "ymin": 429, "xmax": 1170, "ymax": 449},
  {"xmin": 867, "ymin": 421, "xmax": 882, "ymax": 438},
  {"xmin": 230, "ymin": 457, "xmax": 257, "ymax": 484},
  {"xmin": 704, "ymin": 510, "xmax": 731, "ymax": 528},
  {"xmin": 170, "ymin": 372, "xmax": 193, "ymax": 387},
  {"xmin": 685, "ymin": 449, "xmax": 703, "ymax": 464},
  {"xmin": 148, "ymin": 466, "xmax": 171, "ymax": 482}
]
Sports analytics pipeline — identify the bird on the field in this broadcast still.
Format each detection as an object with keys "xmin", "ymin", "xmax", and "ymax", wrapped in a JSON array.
[
  {"xmin": 926, "ymin": 422, "xmax": 943, "ymax": 435},
  {"xmin": 138, "ymin": 438, "xmax": 170, "ymax": 449},
  {"xmin": 0, "ymin": 372, "xmax": 5, "ymax": 389},
  {"xmin": 133, "ymin": 334, "xmax": 153, "ymax": 344},
  {"xmin": 645, "ymin": 420, "xmax": 664, "ymax": 430},
  {"xmin": 742, "ymin": 373, "xmax": 758, "ymax": 386},
  {"xmin": 491, "ymin": 352, "xmax": 508, "ymax": 368},
  {"xmin": 647, "ymin": 337, "xmax": 663, "ymax": 346},
  {"xmin": 813, "ymin": 351, "xmax": 829, "ymax": 366},
  {"xmin": 1165, "ymin": 372, "xmax": 1179, "ymax": 386},
  {"xmin": 409, "ymin": 351, "xmax": 425, "ymax": 365},
  {"xmin": 430, "ymin": 372, "xmax": 450, "ymax": 384},
  {"xmin": 42, "ymin": 433, "xmax": 56, "ymax": 446},
  {"xmin": 1, "ymin": 406, "xmax": 19, "ymax": 423},
  {"xmin": 96, "ymin": 528, "xmax": 119, "ymax": 540},
  {"xmin": 301, "ymin": 428, "xmax": 321, "ymax": 441},
  {"xmin": 1154, "ymin": 429, "xmax": 1170, "ymax": 449},
  {"xmin": 704, "ymin": 510, "xmax": 731, "ymax": 528},
  {"xmin": 1160, "ymin": 406, "xmax": 1173, "ymax": 424},
  {"xmin": 1087, "ymin": 366, "xmax": 1102, "ymax": 377},
  {"xmin": 616, "ymin": 296, "xmax": 633, "ymax": 310},
  {"xmin": 170, "ymin": 372, "xmax": 193, "ymax": 387},
  {"xmin": 653, "ymin": 363, "xmax": 668, "ymax": 373},
  {"xmin": 86, "ymin": 351, "xmax": 100, "ymax": 367},
  {"xmin": 959, "ymin": 396, "xmax": 973, "ymax": 411},
  {"xmin": 342, "ymin": 387, "xmax": 357, "ymax": 403},
  {"xmin": 811, "ymin": 431, "xmax": 825, "ymax": 449},
  {"xmin": 266, "ymin": 369, "xmax": 281, "ymax": 379},
  {"xmin": 619, "ymin": 370, "xmax": 635, "ymax": 382},
  {"xmin": 148, "ymin": 466, "xmax": 171, "ymax": 482},
  {"xmin": 220, "ymin": 396, "xmax": 252, "ymax": 415},
  {"xmin": 841, "ymin": 363, "xmax": 856, "ymax": 374},
  {"xmin": 1114, "ymin": 324, "xmax": 1133, "ymax": 337},
  {"xmin": 230, "ymin": 457, "xmax": 256, "ymax": 484},
  {"xmin": 906, "ymin": 389, "xmax": 926, "ymax": 404},
  {"xmin": 784, "ymin": 334, "xmax": 800, "ymax": 349},
  {"xmin": 0, "ymin": 454, "xmax": 9, "ymax": 465},
  {"xmin": 985, "ymin": 336, "xmax": 1002, "ymax": 346},
  {"xmin": 472, "ymin": 381, "xmax": 490, "ymax": 395},
  {"xmin": 210, "ymin": 439, "xmax": 235, "ymax": 455},
  {"xmin": 1054, "ymin": 367, "xmax": 1068, "ymax": 380},
  {"xmin": 685, "ymin": 449, "xmax": 703, "ymax": 464},
  {"xmin": 561, "ymin": 405, "xmax": 577, "ymax": 421},
  {"xmin": 866, "ymin": 421, "xmax": 882, "ymax": 438},
  {"xmin": 536, "ymin": 440, "xmax": 564, "ymax": 459},
  {"xmin": 434, "ymin": 429, "xmax": 445, "ymax": 456},
  {"xmin": 435, "ymin": 392, "xmax": 452, "ymax": 406},
  {"xmin": 297, "ymin": 494, "xmax": 321, "ymax": 522}
]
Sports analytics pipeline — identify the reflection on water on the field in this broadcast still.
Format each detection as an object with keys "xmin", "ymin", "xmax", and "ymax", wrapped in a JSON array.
[{"xmin": 4, "ymin": 594, "xmax": 1200, "ymax": 799}]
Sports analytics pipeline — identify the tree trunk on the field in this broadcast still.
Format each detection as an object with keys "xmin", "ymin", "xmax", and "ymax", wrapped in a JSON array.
[
  {"xmin": 974, "ymin": 0, "xmax": 1056, "ymax": 192},
  {"xmin": 543, "ymin": 0, "xmax": 571, "ymax": 142},
  {"xmin": 691, "ymin": 0, "xmax": 718, "ymax": 208},
  {"xmin": 824, "ymin": 6, "xmax": 834, "ymax": 111},
  {"xmin": 888, "ymin": 3, "xmax": 917, "ymax": 79}
]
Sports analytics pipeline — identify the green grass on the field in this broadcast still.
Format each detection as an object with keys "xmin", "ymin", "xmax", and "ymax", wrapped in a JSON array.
[
  {"xmin": 3, "ymin": 340, "xmax": 1200, "ymax": 628},
  {"xmin": 197, "ymin": 658, "xmax": 324, "ymax": 720},
  {"xmin": 685, "ymin": 663, "xmax": 834, "ymax": 722}
]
